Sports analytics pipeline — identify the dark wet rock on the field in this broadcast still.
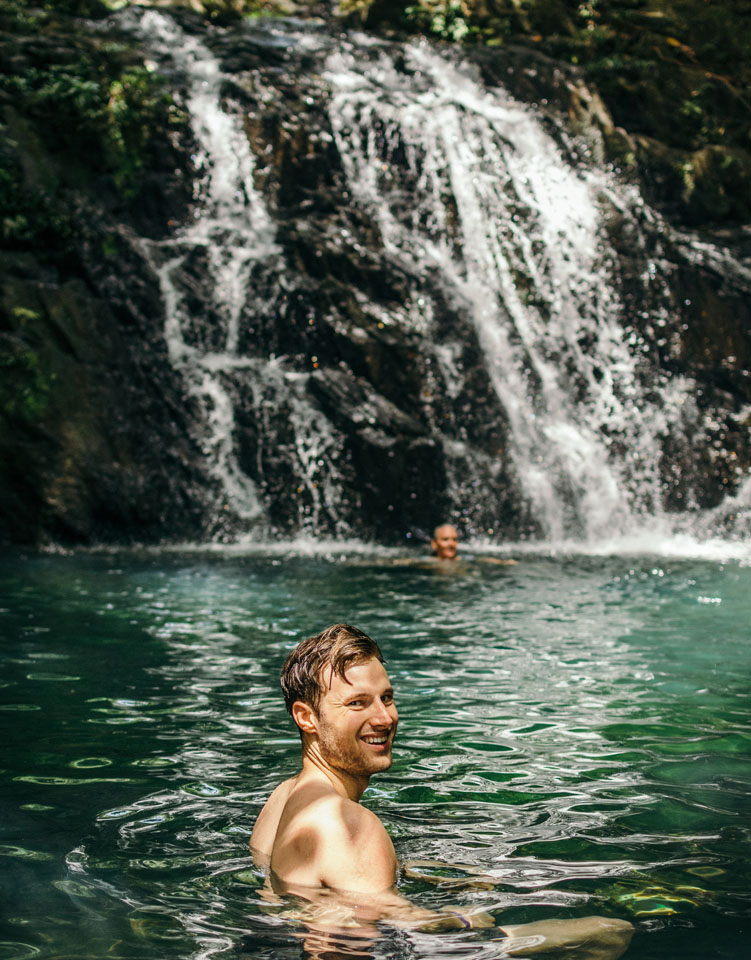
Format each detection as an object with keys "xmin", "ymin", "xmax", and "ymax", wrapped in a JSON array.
[
  {"xmin": 0, "ymin": 271, "xmax": 210, "ymax": 545},
  {"xmin": 633, "ymin": 138, "xmax": 751, "ymax": 227},
  {"xmin": 0, "ymin": 8, "xmax": 211, "ymax": 545}
]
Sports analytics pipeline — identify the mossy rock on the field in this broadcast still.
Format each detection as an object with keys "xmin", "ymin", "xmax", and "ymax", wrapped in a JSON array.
[{"xmin": 635, "ymin": 135, "xmax": 751, "ymax": 224}]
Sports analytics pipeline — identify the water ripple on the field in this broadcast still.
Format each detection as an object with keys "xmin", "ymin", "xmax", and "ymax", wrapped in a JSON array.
[{"xmin": 1, "ymin": 551, "xmax": 749, "ymax": 959}]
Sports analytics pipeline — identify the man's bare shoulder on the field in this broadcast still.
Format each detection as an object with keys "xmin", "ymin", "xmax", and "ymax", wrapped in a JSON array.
[
  {"xmin": 315, "ymin": 794, "xmax": 397, "ymax": 889},
  {"xmin": 304, "ymin": 789, "xmax": 390, "ymax": 844},
  {"xmin": 269, "ymin": 776, "xmax": 298, "ymax": 802},
  {"xmin": 282, "ymin": 781, "xmax": 382, "ymax": 839},
  {"xmin": 271, "ymin": 783, "xmax": 397, "ymax": 892},
  {"xmin": 339, "ymin": 794, "xmax": 389, "ymax": 836}
]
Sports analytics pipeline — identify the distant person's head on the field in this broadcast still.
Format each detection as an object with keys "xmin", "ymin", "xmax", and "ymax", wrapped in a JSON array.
[{"xmin": 431, "ymin": 524, "xmax": 459, "ymax": 560}]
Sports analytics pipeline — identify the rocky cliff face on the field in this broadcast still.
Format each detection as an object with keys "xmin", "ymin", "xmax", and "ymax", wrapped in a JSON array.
[
  {"xmin": 0, "ymin": 5, "xmax": 225, "ymax": 543},
  {"xmin": 1, "ymin": 4, "xmax": 750, "ymax": 546}
]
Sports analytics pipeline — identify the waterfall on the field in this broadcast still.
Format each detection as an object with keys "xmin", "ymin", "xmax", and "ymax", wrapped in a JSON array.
[
  {"xmin": 123, "ymin": 9, "xmax": 353, "ymax": 538},
  {"xmin": 126, "ymin": 10, "xmax": 273, "ymax": 526},
  {"xmin": 114, "ymin": 10, "xmax": 750, "ymax": 547},
  {"xmin": 324, "ymin": 40, "xmax": 705, "ymax": 543}
]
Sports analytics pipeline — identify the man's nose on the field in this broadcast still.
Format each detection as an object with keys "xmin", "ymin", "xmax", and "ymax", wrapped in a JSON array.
[{"xmin": 372, "ymin": 699, "xmax": 395, "ymax": 725}]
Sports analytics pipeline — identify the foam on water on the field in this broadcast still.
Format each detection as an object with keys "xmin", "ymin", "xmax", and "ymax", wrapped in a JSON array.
[
  {"xmin": 78, "ymin": 530, "xmax": 751, "ymax": 564},
  {"xmin": 478, "ymin": 535, "xmax": 751, "ymax": 565},
  {"xmin": 82, "ymin": 534, "xmax": 399, "ymax": 559}
]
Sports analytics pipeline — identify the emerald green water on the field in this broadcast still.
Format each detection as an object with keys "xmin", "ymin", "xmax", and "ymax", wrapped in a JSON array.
[{"xmin": 1, "ymin": 548, "xmax": 749, "ymax": 959}]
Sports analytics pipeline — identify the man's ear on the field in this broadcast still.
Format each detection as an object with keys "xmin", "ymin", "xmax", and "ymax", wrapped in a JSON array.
[{"xmin": 292, "ymin": 700, "xmax": 317, "ymax": 735}]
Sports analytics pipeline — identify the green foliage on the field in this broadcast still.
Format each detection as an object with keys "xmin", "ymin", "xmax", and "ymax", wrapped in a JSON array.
[
  {"xmin": 404, "ymin": 2, "xmax": 473, "ymax": 41},
  {"xmin": 0, "ymin": 333, "xmax": 49, "ymax": 423},
  {"xmin": 40, "ymin": 0, "xmax": 109, "ymax": 15},
  {"xmin": 0, "ymin": 0, "xmax": 34, "ymax": 31},
  {"xmin": 241, "ymin": 1, "xmax": 290, "ymax": 19},
  {"xmin": 0, "ymin": 17, "xmax": 187, "ymax": 217},
  {"xmin": 161, "ymin": 0, "xmax": 295, "ymax": 23},
  {"xmin": 0, "ymin": 0, "xmax": 108, "ymax": 30},
  {"xmin": 20, "ymin": 62, "xmax": 104, "ymax": 124},
  {"xmin": 101, "ymin": 232, "xmax": 119, "ymax": 259},
  {"xmin": 549, "ymin": 1, "xmax": 749, "ymax": 150},
  {"xmin": 104, "ymin": 66, "xmax": 178, "ymax": 197},
  {"xmin": 200, "ymin": 0, "xmax": 244, "ymax": 24},
  {"xmin": 0, "ymin": 137, "xmax": 74, "ymax": 250}
]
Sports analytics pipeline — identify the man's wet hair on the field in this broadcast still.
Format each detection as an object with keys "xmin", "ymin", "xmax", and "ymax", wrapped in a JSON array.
[{"xmin": 281, "ymin": 623, "xmax": 384, "ymax": 716}]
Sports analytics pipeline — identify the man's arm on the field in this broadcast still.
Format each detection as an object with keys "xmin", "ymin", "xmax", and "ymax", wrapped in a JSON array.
[
  {"xmin": 285, "ymin": 803, "xmax": 632, "ymax": 954},
  {"xmin": 497, "ymin": 916, "xmax": 634, "ymax": 959}
]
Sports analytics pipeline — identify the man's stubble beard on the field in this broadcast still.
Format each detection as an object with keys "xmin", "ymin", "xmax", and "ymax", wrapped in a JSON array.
[{"xmin": 316, "ymin": 716, "xmax": 394, "ymax": 780}]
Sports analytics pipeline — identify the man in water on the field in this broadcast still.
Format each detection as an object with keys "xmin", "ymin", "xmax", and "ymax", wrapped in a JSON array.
[
  {"xmin": 431, "ymin": 523, "xmax": 460, "ymax": 560},
  {"xmin": 250, "ymin": 623, "xmax": 632, "ymax": 956},
  {"xmin": 431, "ymin": 523, "xmax": 516, "ymax": 565}
]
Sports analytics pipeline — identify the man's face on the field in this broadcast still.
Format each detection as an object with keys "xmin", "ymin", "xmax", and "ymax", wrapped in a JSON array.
[
  {"xmin": 314, "ymin": 658, "xmax": 398, "ymax": 781},
  {"xmin": 431, "ymin": 525, "xmax": 459, "ymax": 560}
]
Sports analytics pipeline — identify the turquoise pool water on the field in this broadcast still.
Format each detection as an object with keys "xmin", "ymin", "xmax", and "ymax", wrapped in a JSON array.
[{"xmin": 1, "ymin": 548, "xmax": 749, "ymax": 959}]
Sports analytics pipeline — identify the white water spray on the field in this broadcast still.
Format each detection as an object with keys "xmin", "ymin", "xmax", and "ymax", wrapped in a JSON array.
[
  {"xmin": 324, "ymin": 41, "xmax": 705, "ymax": 543},
  {"xmin": 128, "ymin": 9, "xmax": 280, "ymax": 523}
]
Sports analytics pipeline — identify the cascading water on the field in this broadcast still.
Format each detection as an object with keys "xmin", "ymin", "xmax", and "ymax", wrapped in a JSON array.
[
  {"xmin": 125, "ymin": 9, "xmax": 352, "ymax": 538},
  {"xmin": 130, "ymin": 9, "xmax": 274, "ymax": 526},
  {"xmin": 116, "ymin": 10, "xmax": 750, "ymax": 547},
  {"xmin": 324, "ymin": 41, "xmax": 705, "ymax": 543}
]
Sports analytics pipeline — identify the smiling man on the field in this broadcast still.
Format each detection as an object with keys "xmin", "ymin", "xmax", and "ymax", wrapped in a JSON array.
[
  {"xmin": 250, "ymin": 623, "xmax": 489, "ymax": 928},
  {"xmin": 431, "ymin": 523, "xmax": 460, "ymax": 560},
  {"xmin": 250, "ymin": 623, "xmax": 401, "ymax": 896},
  {"xmin": 250, "ymin": 624, "xmax": 632, "ymax": 956}
]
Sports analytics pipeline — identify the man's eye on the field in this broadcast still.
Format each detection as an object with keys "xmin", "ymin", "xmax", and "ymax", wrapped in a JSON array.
[{"xmin": 348, "ymin": 700, "xmax": 364, "ymax": 707}]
